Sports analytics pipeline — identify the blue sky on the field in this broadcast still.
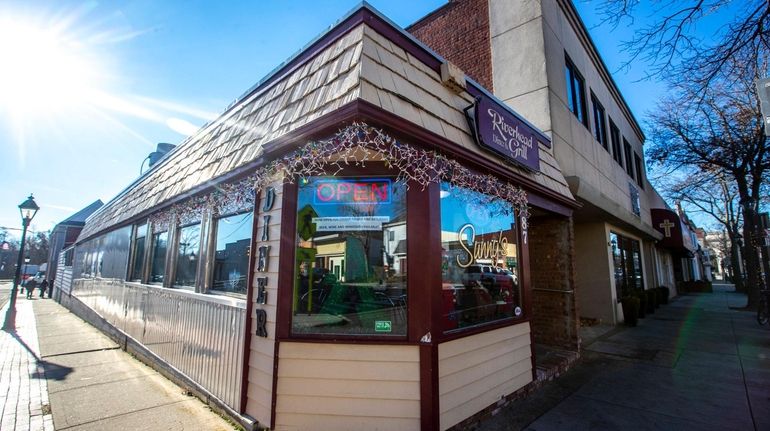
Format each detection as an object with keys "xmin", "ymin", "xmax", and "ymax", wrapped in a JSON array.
[{"xmin": 0, "ymin": 0, "xmax": 714, "ymax": 237}]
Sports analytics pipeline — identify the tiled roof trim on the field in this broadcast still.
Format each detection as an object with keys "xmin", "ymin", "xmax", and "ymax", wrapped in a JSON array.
[{"xmin": 80, "ymin": 26, "xmax": 365, "ymax": 240}]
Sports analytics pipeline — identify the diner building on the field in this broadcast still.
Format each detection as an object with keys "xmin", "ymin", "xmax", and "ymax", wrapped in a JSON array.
[
  {"xmin": 409, "ymin": 0, "xmax": 673, "ymax": 325},
  {"xmin": 62, "ymin": 4, "xmax": 581, "ymax": 430}
]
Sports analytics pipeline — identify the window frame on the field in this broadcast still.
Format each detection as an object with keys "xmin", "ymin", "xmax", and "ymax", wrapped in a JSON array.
[
  {"xmin": 565, "ymin": 54, "xmax": 588, "ymax": 128},
  {"xmin": 439, "ymin": 182, "xmax": 524, "ymax": 335},
  {"xmin": 611, "ymin": 232, "xmax": 644, "ymax": 301},
  {"xmin": 148, "ymin": 228, "xmax": 169, "ymax": 285},
  {"xmin": 173, "ymin": 221, "xmax": 203, "ymax": 291},
  {"xmin": 623, "ymin": 138, "xmax": 634, "ymax": 178},
  {"xmin": 634, "ymin": 152, "xmax": 645, "ymax": 189},
  {"xmin": 287, "ymin": 172, "xmax": 410, "ymax": 341},
  {"xmin": 127, "ymin": 222, "xmax": 149, "ymax": 282},
  {"xmin": 591, "ymin": 93, "xmax": 608, "ymax": 150},
  {"xmin": 208, "ymin": 210, "xmax": 254, "ymax": 297},
  {"xmin": 609, "ymin": 118, "xmax": 623, "ymax": 166}
]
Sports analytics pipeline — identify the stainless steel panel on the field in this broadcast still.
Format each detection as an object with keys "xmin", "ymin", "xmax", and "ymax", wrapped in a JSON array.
[{"xmin": 70, "ymin": 278, "xmax": 246, "ymax": 410}]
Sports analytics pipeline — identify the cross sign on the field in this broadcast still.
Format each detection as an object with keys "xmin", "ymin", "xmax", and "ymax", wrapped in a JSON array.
[{"xmin": 659, "ymin": 219, "xmax": 675, "ymax": 237}]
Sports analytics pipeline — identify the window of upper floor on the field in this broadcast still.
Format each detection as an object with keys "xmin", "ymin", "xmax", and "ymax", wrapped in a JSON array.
[
  {"xmin": 591, "ymin": 93, "xmax": 608, "ymax": 151},
  {"xmin": 634, "ymin": 152, "xmax": 645, "ymax": 189},
  {"xmin": 623, "ymin": 138, "xmax": 634, "ymax": 178},
  {"xmin": 565, "ymin": 55, "xmax": 588, "ymax": 128},
  {"xmin": 609, "ymin": 118, "xmax": 623, "ymax": 167}
]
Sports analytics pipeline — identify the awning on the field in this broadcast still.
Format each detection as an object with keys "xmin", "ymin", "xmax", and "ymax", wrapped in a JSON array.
[{"xmin": 651, "ymin": 208, "xmax": 697, "ymax": 256}]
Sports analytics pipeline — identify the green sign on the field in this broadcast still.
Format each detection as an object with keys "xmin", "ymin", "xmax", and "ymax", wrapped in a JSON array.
[
  {"xmin": 375, "ymin": 321, "xmax": 392, "ymax": 333},
  {"xmin": 297, "ymin": 204, "xmax": 318, "ymax": 241}
]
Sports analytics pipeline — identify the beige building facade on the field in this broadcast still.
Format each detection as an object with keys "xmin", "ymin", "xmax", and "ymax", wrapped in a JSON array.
[{"xmin": 411, "ymin": 0, "xmax": 672, "ymax": 326}]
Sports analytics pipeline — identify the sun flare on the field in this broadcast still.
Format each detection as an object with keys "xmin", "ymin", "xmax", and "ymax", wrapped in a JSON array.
[{"xmin": 0, "ymin": 20, "xmax": 102, "ymax": 114}]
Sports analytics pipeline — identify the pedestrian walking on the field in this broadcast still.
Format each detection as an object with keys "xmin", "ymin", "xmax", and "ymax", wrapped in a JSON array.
[
  {"xmin": 25, "ymin": 278, "xmax": 37, "ymax": 299},
  {"xmin": 39, "ymin": 279, "xmax": 48, "ymax": 298}
]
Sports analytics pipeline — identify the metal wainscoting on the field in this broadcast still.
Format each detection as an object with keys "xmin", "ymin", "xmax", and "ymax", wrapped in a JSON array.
[{"xmin": 70, "ymin": 279, "xmax": 247, "ymax": 411}]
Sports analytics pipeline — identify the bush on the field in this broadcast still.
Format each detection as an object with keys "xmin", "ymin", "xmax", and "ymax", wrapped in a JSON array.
[{"xmin": 621, "ymin": 296, "xmax": 640, "ymax": 327}]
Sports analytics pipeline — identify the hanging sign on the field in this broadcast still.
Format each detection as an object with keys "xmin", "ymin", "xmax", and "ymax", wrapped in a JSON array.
[{"xmin": 466, "ymin": 95, "xmax": 543, "ymax": 172}]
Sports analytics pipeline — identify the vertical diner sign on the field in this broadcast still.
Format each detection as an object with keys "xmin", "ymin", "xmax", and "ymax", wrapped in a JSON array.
[
  {"xmin": 469, "ymin": 95, "xmax": 542, "ymax": 172},
  {"xmin": 254, "ymin": 186, "xmax": 275, "ymax": 338}
]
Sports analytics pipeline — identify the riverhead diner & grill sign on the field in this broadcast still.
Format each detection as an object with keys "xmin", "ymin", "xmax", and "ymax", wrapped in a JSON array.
[{"xmin": 466, "ymin": 94, "xmax": 543, "ymax": 172}]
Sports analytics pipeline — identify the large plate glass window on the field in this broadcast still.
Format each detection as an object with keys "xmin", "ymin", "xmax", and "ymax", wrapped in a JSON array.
[
  {"xmin": 610, "ymin": 232, "xmax": 644, "ymax": 299},
  {"xmin": 129, "ymin": 224, "xmax": 147, "ymax": 281},
  {"xmin": 175, "ymin": 223, "xmax": 201, "ymax": 288},
  {"xmin": 292, "ymin": 176, "xmax": 407, "ymax": 337},
  {"xmin": 440, "ymin": 182, "xmax": 521, "ymax": 332},
  {"xmin": 212, "ymin": 212, "xmax": 253, "ymax": 294},
  {"xmin": 150, "ymin": 230, "xmax": 168, "ymax": 283}
]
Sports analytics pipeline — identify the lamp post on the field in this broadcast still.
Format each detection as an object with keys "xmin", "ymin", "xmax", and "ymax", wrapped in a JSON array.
[
  {"xmin": 2, "ymin": 194, "xmax": 39, "ymax": 331},
  {"xmin": 23, "ymin": 255, "xmax": 30, "ymax": 285}
]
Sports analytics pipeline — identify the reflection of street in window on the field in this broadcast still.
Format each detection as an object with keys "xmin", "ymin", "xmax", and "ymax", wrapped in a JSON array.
[{"xmin": 292, "ymin": 176, "xmax": 407, "ymax": 336}]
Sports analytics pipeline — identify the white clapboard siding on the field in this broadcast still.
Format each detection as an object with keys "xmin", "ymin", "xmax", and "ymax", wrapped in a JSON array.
[
  {"xmin": 438, "ymin": 323, "xmax": 533, "ymax": 430},
  {"xmin": 275, "ymin": 342, "xmax": 420, "ymax": 431}
]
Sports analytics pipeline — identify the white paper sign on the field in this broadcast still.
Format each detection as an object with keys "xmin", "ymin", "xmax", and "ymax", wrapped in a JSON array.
[{"xmin": 313, "ymin": 216, "xmax": 390, "ymax": 232}]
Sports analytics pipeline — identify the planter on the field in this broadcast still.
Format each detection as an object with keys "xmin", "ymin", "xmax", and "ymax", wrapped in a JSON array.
[
  {"xmin": 646, "ymin": 289, "xmax": 657, "ymax": 313},
  {"xmin": 621, "ymin": 296, "xmax": 640, "ymax": 327},
  {"xmin": 636, "ymin": 290, "xmax": 647, "ymax": 318},
  {"xmin": 657, "ymin": 286, "xmax": 670, "ymax": 304}
]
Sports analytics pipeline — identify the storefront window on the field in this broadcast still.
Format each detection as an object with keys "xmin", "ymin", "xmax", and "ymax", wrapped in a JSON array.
[
  {"xmin": 610, "ymin": 232, "xmax": 644, "ymax": 298},
  {"xmin": 129, "ymin": 224, "xmax": 147, "ymax": 281},
  {"xmin": 292, "ymin": 176, "xmax": 407, "ymax": 336},
  {"xmin": 150, "ymin": 231, "xmax": 168, "ymax": 283},
  {"xmin": 212, "ymin": 212, "xmax": 253, "ymax": 294},
  {"xmin": 440, "ymin": 182, "xmax": 521, "ymax": 332},
  {"xmin": 175, "ymin": 224, "xmax": 200, "ymax": 288}
]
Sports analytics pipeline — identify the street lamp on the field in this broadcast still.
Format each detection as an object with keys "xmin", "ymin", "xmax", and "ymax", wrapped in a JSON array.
[{"xmin": 2, "ymin": 194, "xmax": 39, "ymax": 331}]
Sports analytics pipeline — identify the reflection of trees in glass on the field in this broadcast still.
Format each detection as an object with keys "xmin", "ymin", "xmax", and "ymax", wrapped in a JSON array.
[
  {"xmin": 150, "ymin": 232, "xmax": 167, "ymax": 283},
  {"xmin": 292, "ymin": 177, "xmax": 407, "ymax": 336},
  {"xmin": 440, "ymin": 183, "xmax": 520, "ymax": 331},
  {"xmin": 611, "ymin": 233, "xmax": 643, "ymax": 297},
  {"xmin": 212, "ymin": 212, "xmax": 252, "ymax": 294},
  {"xmin": 176, "ymin": 224, "xmax": 200, "ymax": 287}
]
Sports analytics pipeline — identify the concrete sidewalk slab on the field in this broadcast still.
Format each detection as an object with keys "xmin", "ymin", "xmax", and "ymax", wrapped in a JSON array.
[
  {"xmin": 29, "ymin": 298, "xmax": 236, "ymax": 431},
  {"xmin": 1, "ymin": 289, "xmax": 236, "ymax": 431},
  {"xmin": 480, "ymin": 285, "xmax": 770, "ymax": 431}
]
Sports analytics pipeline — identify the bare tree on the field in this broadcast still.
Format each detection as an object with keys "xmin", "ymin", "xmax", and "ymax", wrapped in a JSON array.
[
  {"xmin": 647, "ymin": 66, "xmax": 769, "ymax": 307},
  {"xmin": 596, "ymin": 0, "xmax": 770, "ymax": 90},
  {"xmin": 657, "ymin": 169, "xmax": 745, "ymax": 290}
]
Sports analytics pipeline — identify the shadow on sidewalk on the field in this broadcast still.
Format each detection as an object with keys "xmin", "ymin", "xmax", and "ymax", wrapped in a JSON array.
[{"xmin": 4, "ymin": 328, "xmax": 73, "ymax": 381}]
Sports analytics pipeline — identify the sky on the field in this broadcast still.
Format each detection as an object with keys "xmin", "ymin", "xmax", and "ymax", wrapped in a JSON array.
[{"xmin": 0, "ymin": 0, "xmax": 724, "ymax": 238}]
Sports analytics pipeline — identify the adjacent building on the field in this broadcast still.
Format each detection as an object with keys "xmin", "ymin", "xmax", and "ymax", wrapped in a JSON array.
[{"xmin": 409, "ymin": 0, "xmax": 672, "ymax": 326}]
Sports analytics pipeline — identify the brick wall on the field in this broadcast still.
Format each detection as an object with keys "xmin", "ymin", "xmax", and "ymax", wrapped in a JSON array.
[
  {"xmin": 407, "ymin": 0, "xmax": 493, "ymax": 90},
  {"xmin": 528, "ymin": 215, "xmax": 579, "ymax": 350}
]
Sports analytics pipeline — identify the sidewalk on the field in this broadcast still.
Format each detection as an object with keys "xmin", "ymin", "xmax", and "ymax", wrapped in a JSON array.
[
  {"xmin": 1, "ymin": 293, "xmax": 236, "ymax": 430},
  {"xmin": 479, "ymin": 284, "xmax": 770, "ymax": 430}
]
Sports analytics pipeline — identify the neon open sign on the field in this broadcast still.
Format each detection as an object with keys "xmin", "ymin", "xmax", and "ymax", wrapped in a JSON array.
[{"xmin": 314, "ymin": 179, "xmax": 392, "ymax": 204}]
